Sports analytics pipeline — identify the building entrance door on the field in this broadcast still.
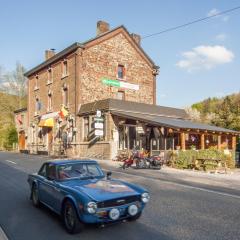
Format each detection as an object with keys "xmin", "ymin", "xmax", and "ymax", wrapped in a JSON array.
[{"xmin": 19, "ymin": 131, "xmax": 25, "ymax": 150}]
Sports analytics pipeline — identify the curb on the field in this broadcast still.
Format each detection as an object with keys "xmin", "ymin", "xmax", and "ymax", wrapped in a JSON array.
[{"xmin": 0, "ymin": 226, "xmax": 8, "ymax": 240}]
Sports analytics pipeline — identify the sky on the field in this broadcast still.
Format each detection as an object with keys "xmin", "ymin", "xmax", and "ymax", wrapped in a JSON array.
[{"xmin": 0, "ymin": 0, "xmax": 239, "ymax": 108}]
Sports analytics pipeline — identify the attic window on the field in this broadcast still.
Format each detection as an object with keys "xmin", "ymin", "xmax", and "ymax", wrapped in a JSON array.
[{"xmin": 117, "ymin": 65, "xmax": 125, "ymax": 80}]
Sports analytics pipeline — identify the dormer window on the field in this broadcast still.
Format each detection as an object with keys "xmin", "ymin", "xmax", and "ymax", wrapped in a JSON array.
[{"xmin": 117, "ymin": 65, "xmax": 125, "ymax": 80}]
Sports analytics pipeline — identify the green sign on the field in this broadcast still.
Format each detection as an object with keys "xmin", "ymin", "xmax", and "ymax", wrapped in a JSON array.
[
  {"xmin": 102, "ymin": 78, "xmax": 139, "ymax": 91},
  {"xmin": 102, "ymin": 78, "xmax": 120, "ymax": 87}
]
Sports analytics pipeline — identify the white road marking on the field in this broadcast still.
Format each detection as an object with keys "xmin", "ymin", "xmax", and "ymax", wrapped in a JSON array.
[
  {"xmin": 0, "ymin": 226, "xmax": 9, "ymax": 240},
  {"xmin": 105, "ymin": 168, "xmax": 240, "ymax": 200},
  {"xmin": 5, "ymin": 160, "xmax": 17, "ymax": 165}
]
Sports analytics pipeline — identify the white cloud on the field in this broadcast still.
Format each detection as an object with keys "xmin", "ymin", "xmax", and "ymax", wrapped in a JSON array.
[
  {"xmin": 176, "ymin": 45, "xmax": 234, "ymax": 72},
  {"xmin": 215, "ymin": 33, "xmax": 227, "ymax": 41},
  {"xmin": 207, "ymin": 8, "xmax": 220, "ymax": 17},
  {"xmin": 207, "ymin": 8, "xmax": 229, "ymax": 22}
]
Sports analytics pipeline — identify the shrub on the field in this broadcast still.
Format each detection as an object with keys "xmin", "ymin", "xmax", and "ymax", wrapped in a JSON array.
[{"xmin": 170, "ymin": 149, "xmax": 235, "ymax": 170}]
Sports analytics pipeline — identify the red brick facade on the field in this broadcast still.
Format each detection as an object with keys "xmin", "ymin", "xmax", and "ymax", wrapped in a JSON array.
[{"xmin": 25, "ymin": 22, "xmax": 158, "ymax": 156}]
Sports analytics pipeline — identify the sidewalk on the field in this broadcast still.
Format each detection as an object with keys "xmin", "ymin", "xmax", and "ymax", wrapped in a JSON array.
[{"xmin": 96, "ymin": 159, "xmax": 240, "ymax": 190}]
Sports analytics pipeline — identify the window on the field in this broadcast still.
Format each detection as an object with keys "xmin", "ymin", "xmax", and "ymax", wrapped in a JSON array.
[
  {"xmin": 62, "ymin": 60, "xmax": 68, "ymax": 77},
  {"xmin": 48, "ymin": 91, "xmax": 52, "ymax": 111},
  {"xmin": 46, "ymin": 164, "xmax": 57, "ymax": 180},
  {"xmin": 35, "ymin": 97, "xmax": 42, "ymax": 112},
  {"xmin": 47, "ymin": 68, "xmax": 53, "ymax": 83},
  {"xmin": 117, "ymin": 65, "xmax": 125, "ymax": 79},
  {"xmin": 34, "ymin": 75, "xmax": 39, "ymax": 90},
  {"xmin": 63, "ymin": 86, "xmax": 68, "ymax": 106},
  {"xmin": 38, "ymin": 163, "xmax": 47, "ymax": 177},
  {"xmin": 115, "ymin": 91, "xmax": 125, "ymax": 100}
]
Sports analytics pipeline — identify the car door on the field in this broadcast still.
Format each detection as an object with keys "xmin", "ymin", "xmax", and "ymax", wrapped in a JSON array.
[
  {"xmin": 38, "ymin": 163, "xmax": 56, "ymax": 207},
  {"xmin": 38, "ymin": 163, "xmax": 63, "ymax": 212}
]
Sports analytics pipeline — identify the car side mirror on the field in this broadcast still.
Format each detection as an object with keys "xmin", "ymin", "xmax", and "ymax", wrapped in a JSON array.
[{"xmin": 106, "ymin": 171, "xmax": 112, "ymax": 180}]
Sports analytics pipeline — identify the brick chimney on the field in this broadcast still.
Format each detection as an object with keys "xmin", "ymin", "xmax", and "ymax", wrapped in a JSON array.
[
  {"xmin": 131, "ymin": 33, "xmax": 141, "ymax": 45},
  {"xmin": 45, "ymin": 49, "xmax": 55, "ymax": 60},
  {"xmin": 96, "ymin": 20, "xmax": 110, "ymax": 36}
]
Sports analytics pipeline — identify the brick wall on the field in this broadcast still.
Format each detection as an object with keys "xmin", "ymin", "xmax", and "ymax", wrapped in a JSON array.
[{"xmin": 80, "ymin": 32, "xmax": 155, "ymax": 105}]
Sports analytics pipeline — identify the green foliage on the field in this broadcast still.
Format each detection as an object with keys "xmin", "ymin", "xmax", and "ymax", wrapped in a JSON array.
[
  {"xmin": 170, "ymin": 149, "xmax": 235, "ymax": 170},
  {"xmin": 191, "ymin": 92, "xmax": 240, "ymax": 131},
  {"xmin": 3, "ymin": 125, "xmax": 18, "ymax": 149}
]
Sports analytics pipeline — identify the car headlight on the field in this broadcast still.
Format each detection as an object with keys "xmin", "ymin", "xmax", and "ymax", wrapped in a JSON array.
[
  {"xmin": 141, "ymin": 192, "xmax": 150, "ymax": 203},
  {"xmin": 87, "ymin": 202, "xmax": 97, "ymax": 214}
]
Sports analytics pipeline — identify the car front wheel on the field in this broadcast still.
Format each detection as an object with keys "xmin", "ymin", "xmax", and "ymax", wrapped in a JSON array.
[
  {"xmin": 32, "ymin": 184, "xmax": 40, "ymax": 207},
  {"xmin": 63, "ymin": 200, "xmax": 84, "ymax": 234}
]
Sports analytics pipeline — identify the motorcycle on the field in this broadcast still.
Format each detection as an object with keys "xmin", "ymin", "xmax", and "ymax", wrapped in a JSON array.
[{"xmin": 145, "ymin": 155, "xmax": 163, "ymax": 169}]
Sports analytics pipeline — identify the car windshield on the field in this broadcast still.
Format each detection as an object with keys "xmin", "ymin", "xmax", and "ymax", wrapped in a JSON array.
[{"xmin": 57, "ymin": 163, "xmax": 104, "ymax": 180}]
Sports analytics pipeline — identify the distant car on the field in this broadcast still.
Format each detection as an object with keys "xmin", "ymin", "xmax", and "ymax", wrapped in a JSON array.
[{"xmin": 27, "ymin": 159, "xmax": 150, "ymax": 234}]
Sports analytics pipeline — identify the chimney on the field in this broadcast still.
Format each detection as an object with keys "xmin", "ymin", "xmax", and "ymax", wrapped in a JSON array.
[
  {"xmin": 131, "ymin": 33, "xmax": 141, "ymax": 45},
  {"xmin": 96, "ymin": 20, "xmax": 110, "ymax": 36},
  {"xmin": 45, "ymin": 49, "xmax": 55, "ymax": 60}
]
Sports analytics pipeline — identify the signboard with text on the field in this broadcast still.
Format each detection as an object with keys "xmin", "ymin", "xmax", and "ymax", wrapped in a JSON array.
[{"xmin": 102, "ymin": 78, "xmax": 139, "ymax": 91}]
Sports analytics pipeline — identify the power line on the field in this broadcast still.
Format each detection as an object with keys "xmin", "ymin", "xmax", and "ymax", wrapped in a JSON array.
[{"xmin": 142, "ymin": 6, "xmax": 240, "ymax": 39}]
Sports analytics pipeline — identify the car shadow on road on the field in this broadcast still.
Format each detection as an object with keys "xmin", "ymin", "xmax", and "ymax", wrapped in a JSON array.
[{"xmin": 36, "ymin": 203, "xmax": 174, "ymax": 240}]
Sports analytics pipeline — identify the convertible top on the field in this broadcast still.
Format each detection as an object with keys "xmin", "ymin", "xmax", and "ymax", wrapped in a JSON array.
[{"xmin": 46, "ymin": 159, "xmax": 98, "ymax": 165}]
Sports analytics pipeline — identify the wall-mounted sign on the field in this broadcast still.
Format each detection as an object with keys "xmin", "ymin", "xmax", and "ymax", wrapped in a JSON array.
[
  {"xmin": 102, "ymin": 78, "xmax": 139, "ymax": 91},
  {"xmin": 94, "ymin": 110, "xmax": 104, "ymax": 137},
  {"xmin": 95, "ymin": 129, "xmax": 104, "ymax": 136},
  {"xmin": 96, "ymin": 110, "xmax": 102, "ymax": 118},
  {"xmin": 94, "ymin": 122, "xmax": 103, "ymax": 129}
]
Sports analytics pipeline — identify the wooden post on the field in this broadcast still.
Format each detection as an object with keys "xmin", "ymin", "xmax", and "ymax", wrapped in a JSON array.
[
  {"xmin": 180, "ymin": 133, "xmax": 186, "ymax": 150},
  {"xmin": 232, "ymin": 135, "xmax": 236, "ymax": 150},
  {"xmin": 200, "ymin": 134, "xmax": 205, "ymax": 150},
  {"xmin": 217, "ymin": 135, "xmax": 221, "ymax": 150}
]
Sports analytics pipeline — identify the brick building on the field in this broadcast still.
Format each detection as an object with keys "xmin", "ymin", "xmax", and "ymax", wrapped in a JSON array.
[
  {"xmin": 13, "ymin": 108, "xmax": 28, "ymax": 152},
  {"xmin": 24, "ymin": 21, "xmax": 238, "ymax": 159}
]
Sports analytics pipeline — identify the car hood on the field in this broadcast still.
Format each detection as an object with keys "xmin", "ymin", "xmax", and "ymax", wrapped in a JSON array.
[{"xmin": 60, "ymin": 178, "xmax": 138, "ymax": 201}]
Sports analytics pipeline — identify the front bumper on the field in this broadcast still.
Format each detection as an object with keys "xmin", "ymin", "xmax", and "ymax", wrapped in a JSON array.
[{"xmin": 79, "ymin": 201, "xmax": 145, "ymax": 224}]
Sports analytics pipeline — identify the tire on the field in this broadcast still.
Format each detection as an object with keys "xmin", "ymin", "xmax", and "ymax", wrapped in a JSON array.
[
  {"xmin": 63, "ymin": 200, "xmax": 84, "ymax": 234},
  {"xmin": 128, "ymin": 212, "xmax": 142, "ymax": 221},
  {"xmin": 32, "ymin": 183, "xmax": 40, "ymax": 207}
]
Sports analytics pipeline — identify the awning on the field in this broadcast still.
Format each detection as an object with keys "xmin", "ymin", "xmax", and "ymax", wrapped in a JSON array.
[
  {"xmin": 111, "ymin": 110, "xmax": 239, "ymax": 134},
  {"xmin": 38, "ymin": 118, "xmax": 54, "ymax": 127}
]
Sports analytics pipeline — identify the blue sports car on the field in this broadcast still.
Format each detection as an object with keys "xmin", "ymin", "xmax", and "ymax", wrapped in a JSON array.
[{"xmin": 27, "ymin": 159, "xmax": 150, "ymax": 234}]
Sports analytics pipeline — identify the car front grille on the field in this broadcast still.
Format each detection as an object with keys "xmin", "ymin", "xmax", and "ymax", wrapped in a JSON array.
[{"xmin": 97, "ymin": 195, "xmax": 141, "ymax": 208}]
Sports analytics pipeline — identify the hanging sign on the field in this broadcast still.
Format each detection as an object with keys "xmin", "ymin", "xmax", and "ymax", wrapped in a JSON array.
[{"xmin": 102, "ymin": 78, "xmax": 139, "ymax": 91}]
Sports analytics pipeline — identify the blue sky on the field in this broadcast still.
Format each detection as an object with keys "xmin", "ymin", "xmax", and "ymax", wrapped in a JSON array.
[{"xmin": 0, "ymin": 0, "xmax": 239, "ymax": 108}]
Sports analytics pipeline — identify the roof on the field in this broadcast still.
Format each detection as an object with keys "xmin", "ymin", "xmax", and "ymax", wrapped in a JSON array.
[
  {"xmin": 13, "ymin": 107, "xmax": 27, "ymax": 114},
  {"xmin": 111, "ymin": 111, "xmax": 239, "ymax": 134},
  {"xmin": 78, "ymin": 98, "xmax": 189, "ymax": 119},
  {"xmin": 24, "ymin": 25, "xmax": 158, "ymax": 77},
  {"xmin": 24, "ymin": 42, "xmax": 83, "ymax": 77},
  {"xmin": 47, "ymin": 159, "xmax": 97, "ymax": 165}
]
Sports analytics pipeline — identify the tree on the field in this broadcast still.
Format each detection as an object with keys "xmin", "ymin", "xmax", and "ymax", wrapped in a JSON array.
[{"xmin": 1, "ymin": 62, "xmax": 27, "ymax": 109}]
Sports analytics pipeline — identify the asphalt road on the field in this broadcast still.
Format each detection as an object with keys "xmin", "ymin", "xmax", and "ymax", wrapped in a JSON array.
[{"xmin": 0, "ymin": 152, "xmax": 240, "ymax": 240}]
